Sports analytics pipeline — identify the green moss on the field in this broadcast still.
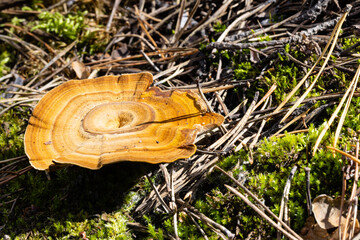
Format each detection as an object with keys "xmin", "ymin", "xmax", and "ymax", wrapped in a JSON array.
[
  {"xmin": 30, "ymin": 11, "xmax": 87, "ymax": 41},
  {"xmin": 27, "ymin": 10, "xmax": 108, "ymax": 54},
  {"xmin": 223, "ymin": 124, "xmax": 346, "ymax": 236},
  {"xmin": 13, "ymin": 205, "xmax": 133, "ymax": 239},
  {"xmin": 234, "ymin": 61, "xmax": 256, "ymax": 80},
  {"xmin": 213, "ymin": 21, "xmax": 226, "ymax": 33},
  {"xmin": 150, "ymin": 123, "xmax": 349, "ymax": 238},
  {"xmin": 343, "ymin": 97, "xmax": 360, "ymax": 132},
  {"xmin": 1, "ymin": 161, "xmax": 153, "ymax": 238},
  {"xmin": 340, "ymin": 37, "xmax": 360, "ymax": 52},
  {"xmin": 0, "ymin": 109, "xmax": 30, "ymax": 160},
  {"xmin": 0, "ymin": 45, "xmax": 16, "ymax": 77},
  {"xmin": 264, "ymin": 62, "xmax": 299, "ymax": 101},
  {"xmin": 143, "ymin": 215, "xmax": 165, "ymax": 240}
]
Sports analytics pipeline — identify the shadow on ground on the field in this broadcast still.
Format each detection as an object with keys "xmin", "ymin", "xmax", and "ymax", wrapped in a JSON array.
[{"xmin": 1, "ymin": 161, "xmax": 156, "ymax": 235}]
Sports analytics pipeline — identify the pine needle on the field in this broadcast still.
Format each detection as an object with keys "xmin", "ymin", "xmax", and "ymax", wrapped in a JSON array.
[
  {"xmin": 333, "ymin": 65, "xmax": 360, "ymax": 149},
  {"xmin": 279, "ymin": 10, "xmax": 350, "ymax": 123},
  {"xmin": 313, "ymin": 65, "xmax": 360, "ymax": 155}
]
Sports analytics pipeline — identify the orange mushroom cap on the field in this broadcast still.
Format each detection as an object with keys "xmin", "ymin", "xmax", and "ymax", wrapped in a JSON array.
[{"xmin": 25, "ymin": 72, "xmax": 224, "ymax": 170}]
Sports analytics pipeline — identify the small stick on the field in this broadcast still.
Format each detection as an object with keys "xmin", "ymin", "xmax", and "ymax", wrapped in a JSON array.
[
  {"xmin": 217, "ymin": 0, "xmax": 275, "ymax": 43},
  {"xmin": 34, "ymin": 57, "xmax": 76, "ymax": 89},
  {"xmin": 225, "ymin": 12, "xmax": 300, "ymax": 42},
  {"xmin": 0, "ymin": 155, "xmax": 27, "ymax": 164},
  {"xmin": 276, "ymin": 129, "xmax": 310, "ymax": 138},
  {"xmin": 339, "ymin": 161, "xmax": 348, "ymax": 239},
  {"xmin": 88, "ymin": 48, "xmax": 197, "ymax": 67},
  {"xmin": 140, "ymin": 50, "xmax": 160, "ymax": 72},
  {"xmin": 159, "ymin": 164, "xmax": 171, "ymax": 192},
  {"xmin": 225, "ymin": 185, "xmax": 299, "ymax": 240},
  {"xmin": 281, "ymin": 8, "xmax": 350, "ymax": 124},
  {"xmin": 145, "ymin": 174, "xmax": 171, "ymax": 214},
  {"xmin": 154, "ymin": 67, "xmax": 183, "ymax": 86},
  {"xmin": 195, "ymin": 79, "xmax": 228, "ymax": 135},
  {"xmin": 153, "ymin": 60, "xmax": 190, "ymax": 80},
  {"xmin": 8, "ymin": 83, "xmax": 44, "ymax": 94},
  {"xmin": 0, "ymin": 99, "xmax": 42, "ymax": 118},
  {"xmin": 223, "ymin": 92, "xmax": 259, "ymax": 149},
  {"xmin": 277, "ymin": 166, "xmax": 297, "ymax": 239},
  {"xmin": 184, "ymin": 208, "xmax": 209, "ymax": 240},
  {"xmin": 304, "ymin": 167, "xmax": 312, "ymax": 216},
  {"xmin": 173, "ymin": 0, "xmax": 201, "ymax": 45},
  {"xmin": 248, "ymin": 96, "xmax": 271, "ymax": 163},
  {"xmin": 334, "ymin": 66, "xmax": 360, "ymax": 149},
  {"xmin": 0, "ymin": 166, "xmax": 33, "ymax": 186},
  {"xmin": 215, "ymin": 166, "xmax": 302, "ymax": 240},
  {"xmin": 179, "ymin": 0, "xmax": 234, "ymax": 47},
  {"xmin": 3, "ymin": 24, "xmax": 59, "ymax": 61},
  {"xmin": 170, "ymin": 166, "xmax": 179, "ymax": 240},
  {"xmin": 106, "ymin": 0, "xmax": 121, "ymax": 31},
  {"xmin": 178, "ymin": 199, "xmax": 235, "ymax": 239},
  {"xmin": 347, "ymin": 142, "xmax": 359, "ymax": 239},
  {"xmin": 327, "ymin": 147, "xmax": 360, "ymax": 165},
  {"xmin": 135, "ymin": 6, "xmax": 169, "ymax": 45},
  {"xmin": 134, "ymin": 6, "xmax": 159, "ymax": 49},
  {"xmin": 196, "ymin": 80, "xmax": 214, "ymax": 113},
  {"xmin": 351, "ymin": 196, "xmax": 358, "ymax": 238},
  {"xmin": 171, "ymin": 0, "xmax": 186, "ymax": 44},
  {"xmin": 273, "ymin": 109, "xmax": 310, "ymax": 137},
  {"xmin": 254, "ymin": 84, "xmax": 276, "ymax": 110},
  {"xmin": 114, "ymin": 33, "xmax": 156, "ymax": 50},
  {"xmin": 26, "ymin": 40, "xmax": 77, "ymax": 87},
  {"xmin": 185, "ymin": 209, "xmax": 227, "ymax": 239},
  {"xmin": 214, "ymin": 92, "xmax": 230, "ymax": 116}
]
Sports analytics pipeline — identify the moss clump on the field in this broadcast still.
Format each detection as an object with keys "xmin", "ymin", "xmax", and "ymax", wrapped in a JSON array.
[
  {"xmin": 1, "ymin": 161, "xmax": 153, "ymax": 238},
  {"xmin": 0, "ymin": 109, "xmax": 30, "ymax": 160},
  {"xmin": 234, "ymin": 61, "xmax": 257, "ymax": 80},
  {"xmin": 146, "ymin": 123, "xmax": 347, "ymax": 239},
  {"xmin": 340, "ymin": 37, "xmax": 360, "ymax": 52},
  {"xmin": 0, "ymin": 43, "xmax": 17, "ymax": 77},
  {"xmin": 30, "ymin": 11, "xmax": 87, "ymax": 41},
  {"xmin": 13, "ymin": 200, "xmax": 134, "ymax": 240},
  {"xmin": 264, "ymin": 61, "xmax": 300, "ymax": 102},
  {"xmin": 213, "ymin": 21, "xmax": 227, "ymax": 33},
  {"xmin": 25, "ymin": 10, "xmax": 108, "ymax": 54},
  {"xmin": 243, "ymin": 125, "xmax": 342, "ymax": 233}
]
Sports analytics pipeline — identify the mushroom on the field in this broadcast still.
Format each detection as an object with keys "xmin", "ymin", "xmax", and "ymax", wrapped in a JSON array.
[{"xmin": 25, "ymin": 72, "xmax": 224, "ymax": 170}]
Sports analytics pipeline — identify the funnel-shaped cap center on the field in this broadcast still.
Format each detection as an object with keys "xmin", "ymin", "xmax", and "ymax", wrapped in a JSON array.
[{"xmin": 82, "ymin": 102, "xmax": 154, "ymax": 134}]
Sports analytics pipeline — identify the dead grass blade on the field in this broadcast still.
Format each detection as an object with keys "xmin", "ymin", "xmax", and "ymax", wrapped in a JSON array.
[
  {"xmin": 313, "ymin": 65, "xmax": 360, "ymax": 155},
  {"xmin": 344, "ymin": 142, "xmax": 359, "ymax": 240},
  {"xmin": 326, "ymin": 146, "xmax": 360, "ymax": 164},
  {"xmin": 225, "ymin": 184, "xmax": 300, "ymax": 240},
  {"xmin": 279, "ymin": 9, "xmax": 350, "ymax": 123},
  {"xmin": 273, "ymin": 109, "xmax": 310, "ymax": 137},
  {"xmin": 179, "ymin": 0, "xmax": 234, "ymax": 47},
  {"xmin": 333, "ymin": 65, "xmax": 360, "ymax": 149},
  {"xmin": 254, "ymin": 83, "xmax": 276, "ymax": 110},
  {"xmin": 216, "ymin": 0, "xmax": 275, "ymax": 43},
  {"xmin": 273, "ymin": 10, "xmax": 350, "ymax": 117}
]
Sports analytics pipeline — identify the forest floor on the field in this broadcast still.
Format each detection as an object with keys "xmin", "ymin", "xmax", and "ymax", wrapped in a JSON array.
[{"xmin": 1, "ymin": 0, "xmax": 360, "ymax": 239}]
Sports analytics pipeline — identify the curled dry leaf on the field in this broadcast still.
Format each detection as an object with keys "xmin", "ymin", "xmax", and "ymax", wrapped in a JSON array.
[
  {"xmin": 71, "ymin": 61, "xmax": 90, "ymax": 79},
  {"xmin": 301, "ymin": 217, "xmax": 360, "ymax": 240},
  {"xmin": 301, "ymin": 194, "xmax": 360, "ymax": 240},
  {"xmin": 312, "ymin": 194, "xmax": 345, "ymax": 229},
  {"xmin": 24, "ymin": 72, "xmax": 224, "ymax": 170}
]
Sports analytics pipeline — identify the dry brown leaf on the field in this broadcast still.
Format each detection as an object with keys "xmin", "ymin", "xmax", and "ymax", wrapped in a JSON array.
[
  {"xmin": 312, "ymin": 194, "xmax": 346, "ymax": 229},
  {"xmin": 301, "ymin": 194, "xmax": 360, "ymax": 240},
  {"xmin": 71, "ymin": 61, "xmax": 90, "ymax": 79}
]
